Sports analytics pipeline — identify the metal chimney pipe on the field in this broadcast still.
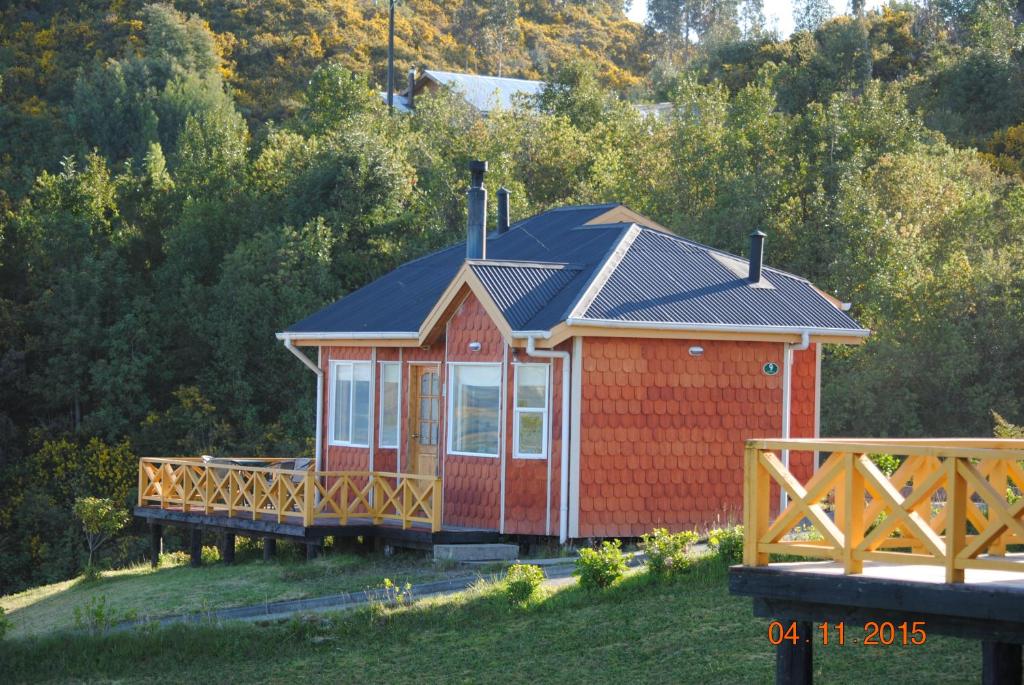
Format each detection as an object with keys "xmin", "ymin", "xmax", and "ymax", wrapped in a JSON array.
[
  {"xmin": 466, "ymin": 160, "xmax": 488, "ymax": 260},
  {"xmin": 407, "ymin": 67, "xmax": 416, "ymax": 110},
  {"xmin": 749, "ymin": 230, "xmax": 766, "ymax": 283},
  {"xmin": 496, "ymin": 186, "xmax": 511, "ymax": 234}
]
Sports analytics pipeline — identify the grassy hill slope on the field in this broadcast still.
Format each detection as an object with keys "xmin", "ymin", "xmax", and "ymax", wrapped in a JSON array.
[{"xmin": 1, "ymin": 559, "xmax": 978, "ymax": 684}]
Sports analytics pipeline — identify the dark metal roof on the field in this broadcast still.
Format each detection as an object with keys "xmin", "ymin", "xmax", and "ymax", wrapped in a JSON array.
[
  {"xmin": 283, "ymin": 203, "xmax": 867, "ymax": 337},
  {"xmin": 581, "ymin": 229, "xmax": 863, "ymax": 331},
  {"xmin": 284, "ymin": 205, "xmax": 616, "ymax": 334},
  {"xmin": 470, "ymin": 262, "xmax": 582, "ymax": 330}
]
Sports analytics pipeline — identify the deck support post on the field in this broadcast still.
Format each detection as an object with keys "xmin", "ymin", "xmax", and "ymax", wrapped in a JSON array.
[
  {"xmin": 983, "ymin": 641, "xmax": 1022, "ymax": 685},
  {"xmin": 263, "ymin": 537, "xmax": 276, "ymax": 561},
  {"xmin": 189, "ymin": 527, "xmax": 203, "ymax": 568},
  {"xmin": 775, "ymin": 620, "xmax": 813, "ymax": 685},
  {"xmin": 220, "ymin": 533, "xmax": 236, "ymax": 565},
  {"xmin": 306, "ymin": 540, "xmax": 320, "ymax": 561},
  {"xmin": 149, "ymin": 524, "xmax": 162, "ymax": 568}
]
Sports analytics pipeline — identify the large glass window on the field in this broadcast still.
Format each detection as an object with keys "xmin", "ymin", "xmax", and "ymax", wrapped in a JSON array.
[
  {"xmin": 448, "ymin": 364, "xmax": 501, "ymax": 457},
  {"xmin": 330, "ymin": 361, "xmax": 371, "ymax": 447},
  {"xmin": 513, "ymin": 364, "xmax": 549, "ymax": 459},
  {"xmin": 379, "ymin": 362, "xmax": 400, "ymax": 448}
]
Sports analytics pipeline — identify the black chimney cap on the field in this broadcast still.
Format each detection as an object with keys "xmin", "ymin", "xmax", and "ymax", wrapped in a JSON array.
[{"xmin": 469, "ymin": 160, "xmax": 488, "ymax": 188}]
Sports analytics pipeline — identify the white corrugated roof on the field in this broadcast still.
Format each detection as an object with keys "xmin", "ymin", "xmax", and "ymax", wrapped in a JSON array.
[{"xmin": 422, "ymin": 70, "xmax": 545, "ymax": 113}]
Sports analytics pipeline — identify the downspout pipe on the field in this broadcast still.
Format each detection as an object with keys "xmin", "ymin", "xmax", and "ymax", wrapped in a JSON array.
[
  {"xmin": 780, "ymin": 330, "xmax": 811, "ymax": 511},
  {"xmin": 284, "ymin": 339, "xmax": 323, "ymax": 473},
  {"xmin": 527, "ymin": 336, "xmax": 571, "ymax": 545}
]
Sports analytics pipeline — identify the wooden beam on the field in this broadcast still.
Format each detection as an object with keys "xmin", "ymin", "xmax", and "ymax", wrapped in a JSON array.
[
  {"xmin": 221, "ymin": 533, "xmax": 236, "ymax": 565},
  {"xmin": 983, "ymin": 642, "xmax": 1022, "ymax": 685},
  {"xmin": 149, "ymin": 524, "xmax": 162, "ymax": 569},
  {"xmin": 189, "ymin": 528, "xmax": 202, "ymax": 568},
  {"xmin": 776, "ymin": 620, "xmax": 813, "ymax": 685},
  {"xmin": 263, "ymin": 537, "xmax": 277, "ymax": 561}
]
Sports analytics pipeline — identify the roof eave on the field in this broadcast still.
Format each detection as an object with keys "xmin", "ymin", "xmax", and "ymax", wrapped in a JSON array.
[{"xmin": 563, "ymin": 317, "xmax": 871, "ymax": 343}]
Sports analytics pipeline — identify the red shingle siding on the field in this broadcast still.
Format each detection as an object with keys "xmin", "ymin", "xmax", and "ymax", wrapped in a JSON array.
[
  {"xmin": 444, "ymin": 294, "xmax": 503, "ymax": 530},
  {"xmin": 502, "ymin": 349, "xmax": 565, "ymax": 536},
  {"xmin": 321, "ymin": 346, "xmax": 372, "ymax": 472},
  {"xmin": 576, "ymin": 337, "xmax": 816, "ymax": 538}
]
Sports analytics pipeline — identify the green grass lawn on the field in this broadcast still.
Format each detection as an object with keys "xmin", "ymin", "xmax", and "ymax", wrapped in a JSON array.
[
  {"xmin": 0, "ymin": 547, "xmax": 455, "ymax": 639},
  {"xmin": 0, "ymin": 558, "xmax": 978, "ymax": 684}
]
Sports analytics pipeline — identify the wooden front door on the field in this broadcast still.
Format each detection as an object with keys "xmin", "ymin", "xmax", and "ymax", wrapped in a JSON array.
[{"xmin": 408, "ymin": 365, "xmax": 441, "ymax": 477}]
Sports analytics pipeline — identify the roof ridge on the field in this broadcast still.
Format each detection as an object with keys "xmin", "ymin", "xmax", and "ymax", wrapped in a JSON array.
[
  {"xmin": 562, "ymin": 224, "xmax": 642, "ymax": 322},
  {"xmin": 469, "ymin": 259, "xmax": 581, "ymax": 270}
]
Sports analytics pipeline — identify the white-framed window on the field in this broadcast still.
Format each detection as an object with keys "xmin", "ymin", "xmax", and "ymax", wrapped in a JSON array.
[
  {"xmin": 447, "ymin": 363, "xmax": 501, "ymax": 457},
  {"xmin": 378, "ymin": 362, "xmax": 401, "ymax": 449},
  {"xmin": 329, "ymin": 361, "xmax": 371, "ymax": 447},
  {"xmin": 513, "ymin": 363, "xmax": 549, "ymax": 459}
]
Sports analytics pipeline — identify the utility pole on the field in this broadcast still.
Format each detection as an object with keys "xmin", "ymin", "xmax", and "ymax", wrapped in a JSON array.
[{"xmin": 386, "ymin": 0, "xmax": 395, "ymax": 112}]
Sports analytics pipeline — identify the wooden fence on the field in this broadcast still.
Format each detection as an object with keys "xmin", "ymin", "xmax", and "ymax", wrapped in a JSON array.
[
  {"xmin": 743, "ymin": 438, "xmax": 1024, "ymax": 582},
  {"xmin": 138, "ymin": 457, "xmax": 442, "ymax": 532}
]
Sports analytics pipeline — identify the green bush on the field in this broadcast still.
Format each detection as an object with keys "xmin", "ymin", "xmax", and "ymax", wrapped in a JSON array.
[
  {"xmin": 504, "ymin": 563, "xmax": 545, "ymax": 605},
  {"xmin": 870, "ymin": 453, "xmax": 900, "ymax": 476},
  {"xmin": 159, "ymin": 550, "xmax": 191, "ymax": 567},
  {"xmin": 201, "ymin": 545, "xmax": 221, "ymax": 564},
  {"xmin": 574, "ymin": 540, "xmax": 628, "ymax": 590},
  {"xmin": 0, "ymin": 606, "xmax": 10, "ymax": 639},
  {"xmin": 707, "ymin": 525, "xmax": 744, "ymax": 564},
  {"xmin": 641, "ymin": 528, "xmax": 699, "ymax": 577}
]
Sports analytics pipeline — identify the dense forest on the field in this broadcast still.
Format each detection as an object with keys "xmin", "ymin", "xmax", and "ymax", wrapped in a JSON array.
[{"xmin": 2, "ymin": 0, "xmax": 1024, "ymax": 593}]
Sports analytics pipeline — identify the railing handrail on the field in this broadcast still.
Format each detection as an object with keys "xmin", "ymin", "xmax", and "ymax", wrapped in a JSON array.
[
  {"xmin": 137, "ymin": 456, "xmax": 438, "ymax": 482},
  {"xmin": 749, "ymin": 438, "xmax": 1024, "ymax": 460},
  {"xmin": 137, "ymin": 457, "xmax": 443, "ymax": 531},
  {"xmin": 743, "ymin": 437, "xmax": 1024, "ymax": 584}
]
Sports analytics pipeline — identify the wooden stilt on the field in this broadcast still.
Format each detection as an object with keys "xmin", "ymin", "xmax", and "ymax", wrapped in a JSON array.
[
  {"xmin": 263, "ymin": 537, "xmax": 276, "ymax": 561},
  {"xmin": 306, "ymin": 540, "xmax": 319, "ymax": 561},
  {"xmin": 189, "ymin": 528, "xmax": 203, "ymax": 568},
  {"xmin": 983, "ymin": 641, "xmax": 1022, "ymax": 685},
  {"xmin": 221, "ymin": 533, "xmax": 236, "ymax": 565},
  {"xmin": 149, "ymin": 524, "xmax": 162, "ymax": 568},
  {"xmin": 776, "ymin": 620, "xmax": 813, "ymax": 685}
]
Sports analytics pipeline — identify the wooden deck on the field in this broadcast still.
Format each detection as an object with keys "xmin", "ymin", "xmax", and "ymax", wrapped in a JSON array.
[
  {"xmin": 135, "ymin": 457, "xmax": 498, "ymax": 548},
  {"xmin": 134, "ymin": 505, "xmax": 498, "ymax": 547},
  {"xmin": 732, "ymin": 437, "xmax": 1024, "ymax": 684}
]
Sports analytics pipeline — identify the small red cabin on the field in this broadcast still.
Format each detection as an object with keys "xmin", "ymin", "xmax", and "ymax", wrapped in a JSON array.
[{"xmin": 279, "ymin": 164, "xmax": 867, "ymax": 542}]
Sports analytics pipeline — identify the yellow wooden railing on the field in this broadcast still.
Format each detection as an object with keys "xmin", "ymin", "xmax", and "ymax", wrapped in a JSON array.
[
  {"xmin": 743, "ymin": 438, "xmax": 1024, "ymax": 582},
  {"xmin": 138, "ymin": 457, "xmax": 442, "ymax": 532}
]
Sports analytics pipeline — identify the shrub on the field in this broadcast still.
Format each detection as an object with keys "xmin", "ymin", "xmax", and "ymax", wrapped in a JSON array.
[
  {"xmin": 707, "ymin": 525, "xmax": 744, "ymax": 564},
  {"xmin": 72, "ymin": 497, "xmax": 129, "ymax": 569},
  {"xmin": 201, "ymin": 545, "xmax": 221, "ymax": 564},
  {"xmin": 641, "ymin": 528, "xmax": 699, "ymax": 577},
  {"xmin": 0, "ymin": 607, "xmax": 10, "ymax": 639},
  {"xmin": 159, "ymin": 550, "xmax": 191, "ymax": 567},
  {"xmin": 574, "ymin": 539, "xmax": 628, "ymax": 590},
  {"xmin": 504, "ymin": 563, "xmax": 545, "ymax": 605},
  {"xmin": 870, "ymin": 453, "xmax": 900, "ymax": 477}
]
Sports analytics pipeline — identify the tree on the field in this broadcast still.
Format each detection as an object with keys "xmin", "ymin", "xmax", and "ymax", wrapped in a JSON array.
[
  {"xmin": 72, "ymin": 497, "xmax": 129, "ymax": 569},
  {"xmin": 793, "ymin": 0, "xmax": 832, "ymax": 32},
  {"xmin": 738, "ymin": 0, "xmax": 767, "ymax": 39}
]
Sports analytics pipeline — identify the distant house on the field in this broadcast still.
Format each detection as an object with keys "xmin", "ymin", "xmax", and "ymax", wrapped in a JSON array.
[
  {"xmin": 381, "ymin": 68, "xmax": 546, "ymax": 115},
  {"xmin": 276, "ymin": 161, "xmax": 868, "ymax": 542},
  {"xmin": 382, "ymin": 68, "xmax": 673, "ymax": 119}
]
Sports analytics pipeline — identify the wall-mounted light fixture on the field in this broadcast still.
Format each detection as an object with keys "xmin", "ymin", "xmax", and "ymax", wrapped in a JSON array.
[
  {"xmin": 688, "ymin": 346, "xmax": 704, "ymax": 357},
  {"xmin": 468, "ymin": 341, "xmax": 482, "ymax": 352}
]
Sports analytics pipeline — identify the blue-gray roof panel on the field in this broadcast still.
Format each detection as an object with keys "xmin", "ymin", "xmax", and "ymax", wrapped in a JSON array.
[{"xmin": 581, "ymin": 230, "xmax": 862, "ymax": 331}]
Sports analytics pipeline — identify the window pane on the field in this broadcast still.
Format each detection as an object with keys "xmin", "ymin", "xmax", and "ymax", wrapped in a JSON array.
[
  {"xmin": 517, "ymin": 365, "xmax": 547, "ymax": 408},
  {"xmin": 379, "ymin": 363, "xmax": 400, "ymax": 448},
  {"xmin": 333, "ymin": 366, "xmax": 352, "ymax": 443},
  {"xmin": 351, "ymin": 364, "xmax": 370, "ymax": 445},
  {"xmin": 452, "ymin": 365, "xmax": 500, "ymax": 455},
  {"xmin": 517, "ymin": 412, "xmax": 544, "ymax": 455}
]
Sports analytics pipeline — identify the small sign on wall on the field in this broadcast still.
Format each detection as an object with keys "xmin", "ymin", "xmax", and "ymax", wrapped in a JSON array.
[{"xmin": 763, "ymin": 362, "xmax": 780, "ymax": 376}]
